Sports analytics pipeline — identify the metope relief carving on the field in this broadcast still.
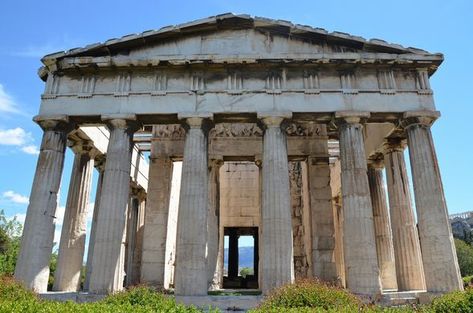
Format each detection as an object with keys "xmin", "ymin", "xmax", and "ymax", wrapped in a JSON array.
[
  {"xmin": 285, "ymin": 122, "xmax": 322, "ymax": 137},
  {"xmin": 303, "ymin": 70, "xmax": 320, "ymax": 94},
  {"xmin": 115, "ymin": 72, "xmax": 132, "ymax": 97},
  {"xmin": 153, "ymin": 124, "xmax": 186, "ymax": 139},
  {"xmin": 209, "ymin": 123, "xmax": 263, "ymax": 138}
]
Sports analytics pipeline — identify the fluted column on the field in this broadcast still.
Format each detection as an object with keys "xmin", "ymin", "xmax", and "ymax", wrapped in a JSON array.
[
  {"xmin": 367, "ymin": 159, "xmax": 397, "ymax": 291},
  {"xmin": 336, "ymin": 112, "xmax": 381, "ymax": 296},
  {"xmin": 140, "ymin": 152, "xmax": 174, "ymax": 287},
  {"xmin": 53, "ymin": 141, "xmax": 96, "ymax": 291},
  {"xmin": 174, "ymin": 113, "xmax": 212, "ymax": 296},
  {"xmin": 208, "ymin": 158, "xmax": 223, "ymax": 289},
  {"xmin": 89, "ymin": 115, "xmax": 140, "ymax": 294},
  {"xmin": 403, "ymin": 112, "xmax": 462, "ymax": 293},
  {"xmin": 258, "ymin": 112, "xmax": 294, "ymax": 294},
  {"xmin": 308, "ymin": 152, "xmax": 337, "ymax": 281},
  {"xmin": 384, "ymin": 140, "xmax": 425, "ymax": 291},
  {"xmin": 84, "ymin": 156, "xmax": 105, "ymax": 291},
  {"xmin": 15, "ymin": 115, "xmax": 72, "ymax": 292}
]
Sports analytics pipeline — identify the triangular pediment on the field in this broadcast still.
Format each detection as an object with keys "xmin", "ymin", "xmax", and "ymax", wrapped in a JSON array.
[{"xmin": 42, "ymin": 13, "xmax": 438, "ymax": 65}]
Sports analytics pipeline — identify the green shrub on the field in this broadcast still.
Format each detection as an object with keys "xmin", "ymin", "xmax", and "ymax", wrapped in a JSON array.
[
  {"xmin": 0, "ymin": 277, "xmax": 219, "ymax": 313},
  {"xmin": 250, "ymin": 279, "xmax": 362, "ymax": 312},
  {"xmin": 455, "ymin": 239, "xmax": 473, "ymax": 277},
  {"xmin": 430, "ymin": 288, "xmax": 473, "ymax": 313}
]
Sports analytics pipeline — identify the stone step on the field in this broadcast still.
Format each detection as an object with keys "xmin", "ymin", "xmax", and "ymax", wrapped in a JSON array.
[{"xmin": 175, "ymin": 295, "xmax": 262, "ymax": 312}]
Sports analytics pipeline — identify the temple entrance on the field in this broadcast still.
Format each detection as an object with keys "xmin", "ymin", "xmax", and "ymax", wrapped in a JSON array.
[{"xmin": 223, "ymin": 227, "xmax": 259, "ymax": 289}]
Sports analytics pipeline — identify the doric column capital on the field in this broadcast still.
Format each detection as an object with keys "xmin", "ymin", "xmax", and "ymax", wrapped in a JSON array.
[
  {"xmin": 208, "ymin": 157, "xmax": 224, "ymax": 170},
  {"xmin": 334, "ymin": 111, "xmax": 370, "ymax": 125},
  {"xmin": 94, "ymin": 154, "xmax": 106, "ymax": 172},
  {"xmin": 367, "ymin": 154, "xmax": 385, "ymax": 169},
  {"xmin": 33, "ymin": 115, "xmax": 75, "ymax": 132},
  {"xmin": 178, "ymin": 112, "xmax": 213, "ymax": 129},
  {"xmin": 68, "ymin": 140, "xmax": 100, "ymax": 158},
  {"xmin": 257, "ymin": 112, "xmax": 292, "ymax": 128},
  {"xmin": 401, "ymin": 111, "xmax": 440, "ymax": 130},
  {"xmin": 383, "ymin": 138, "xmax": 407, "ymax": 154},
  {"xmin": 101, "ymin": 114, "xmax": 141, "ymax": 132}
]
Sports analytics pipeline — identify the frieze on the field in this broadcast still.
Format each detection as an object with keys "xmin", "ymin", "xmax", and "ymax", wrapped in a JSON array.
[
  {"xmin": 209, "ymin": 123, "xmax": 263, "ymax": 138},
  {"xmin": 152, "ymin": 124, "xmax": 186, "ymax": 139},
  {"xmin": 285, "ymin": 123, "xmax": 322, "ymax": 137}
]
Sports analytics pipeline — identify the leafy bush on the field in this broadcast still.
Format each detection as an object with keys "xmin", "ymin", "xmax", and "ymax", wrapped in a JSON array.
[
  {"xmin": 0, "ymin": 210, "xmax": 22, "ymax": 276},
  {"xmin": 0, "ymin": 277, "xmax": 218, "ymax": 313},
  {"xmin": 249, "ymin": 279, "xmax": 362, "ymax": 312},
  {"xmin": 429, "ymin": 288, "xmax": 473, "ymax": 313},
  {"xmin": 455, "ymin": 239, "xmax": 473, "ymax": 277}
]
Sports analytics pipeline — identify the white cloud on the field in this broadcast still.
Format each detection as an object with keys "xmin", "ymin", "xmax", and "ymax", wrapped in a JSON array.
[
  {"xmin": 0, "ymin": 84, "xmax": 21, "ymax": 114},
  {"xmin": 55, "ymin": 205, "xmax": 65, "ymax": 226},
  {"xmin": 10, "ymin": 213, "xmax": 26, "ymax": 224},
  {"xmin": 21, "ymin": 145, "xmax": 40, "ymax": 155},
  {"xmin": 2, "ymin": 190, "xmax": 29, "ymax": 204},
  {"xmin": 0, "ymin": 127, "xmax": 40, "ymax": 156},
  {"xmin": 0, "ymin": 128, "xmax": 32, "ymax": 146}
]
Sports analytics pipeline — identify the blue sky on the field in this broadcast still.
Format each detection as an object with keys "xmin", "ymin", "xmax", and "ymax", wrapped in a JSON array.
[{"xmin": 0, "ymin": 0, "xmax": 471, "ymax": 252}]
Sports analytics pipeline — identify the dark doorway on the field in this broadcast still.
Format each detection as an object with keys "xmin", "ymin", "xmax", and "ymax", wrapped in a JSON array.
[{"xmin": 223, "ymin": 227, "xmax": 258, "ymax": 289}]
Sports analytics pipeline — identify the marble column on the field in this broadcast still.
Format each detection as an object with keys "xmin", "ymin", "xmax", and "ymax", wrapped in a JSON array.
[
  {"xmin": 84, "ymin": 156, "xmax": 105, "ymax": 291},
  {"xmin": 174, "ymin": 114, "xmax": 212, "ymax": 296},
  {"xmin": 308, "ymin": 153, "xmax": 337, "ymax": 282},
  {"xmin": 403, "ymin": 112, "xmax": 462, "ymax": 293},
  {"xmin": 258, "ymin": 112, "xmax": 294, "ymax": 294},
  {"xmin": 208, "ymin": 158, "xmax": 223, "ymax": 289},
  {"xmin": 15, "ymin": 115, "xmax": 72, "ymax": 292},
  {"xmin": 336, "ymin": 112, "xmax": 381, "ymax": 296},
  {"xmin": 384, "ymin": 140, "xmax": 425, "ymax": 291},
  {"xmin": 53, "ymin": 141, "xmax": 95, "ymax": 291},
  {"xmin": 89, "ymin": 115, "xmax": 140, "ymax": 294},
  {"xmin": 367, "ymin": 159, "xmax": 397, "ymax": 291},
  {"xmin": 140, "ymin": 152, "xmax": 174, "ymax": 287}
]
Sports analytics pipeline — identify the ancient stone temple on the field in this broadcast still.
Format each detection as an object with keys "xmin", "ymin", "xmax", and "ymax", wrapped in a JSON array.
[{"xmin": 15, "ymin": 14, "xmax": 462, "ymax": 301}]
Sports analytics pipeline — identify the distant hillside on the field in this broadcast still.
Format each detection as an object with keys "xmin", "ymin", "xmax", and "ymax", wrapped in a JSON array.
[{"xmin": 223, "ymin": 246, "xmax": 254, "ymax": 269}]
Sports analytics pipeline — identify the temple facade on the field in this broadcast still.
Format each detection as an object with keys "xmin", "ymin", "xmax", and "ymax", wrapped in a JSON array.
[{"xmin": 15, "ymin": 14, "xmax": 462, "ymax": 299}]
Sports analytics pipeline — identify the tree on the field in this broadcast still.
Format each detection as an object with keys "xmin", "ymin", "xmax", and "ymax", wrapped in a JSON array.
[
  {"xmin": 239, "ymin": 267, "xmax": 253, "ymax": 278},
  {"xmin": 454, "ymin": 238, "xmax": 473, "ymax": 277},
  {"xmin": 0, "ymin": 210, "xmax": 22, "ymax": 276}
]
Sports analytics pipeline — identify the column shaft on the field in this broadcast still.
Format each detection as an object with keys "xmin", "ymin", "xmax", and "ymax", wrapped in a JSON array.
[
  {"xmin": 338, "ymin": 118, "xmax": 381, "ymax": 295},
  {"xmin": 405, "ymin": 119, "xmax": 462, "ymax": 292},
  {"xmin": 207, "ymin": 159, "xmax": 222, "ymax": 289},
  {"xmin": 140, "ymin": 155, "xmax": 173, "ymax": 286},
  {"xmin": 367, "ymin": 163, "xmax": 397, "ymax": 291},
  {"xmin": 15, "ymin": 117, "xmax": 70, "ymax": 292},
  {"xmin": 308, "ymin": 155, "xmax": 337, "ymax": 281},
  {"xmin": 89, "ymin": 117, "xmax": 138, "ymax": 293},
  {"xmin": 174, "ymin": 117, "xmax": 209, "ymax": 296},
  {"xmin": 53, "ymin": 145, "xmax": 94, "ymax": 291},
  {"xmin": 260, "ymin": 114, "xmax": 294, "ymax": 294},
  {"xmin": 385, "ymin": 146, "xmax": 425, "ymax": 291},
  {"xmin": 84, "ymin": 163, "xmax": 105, "ymax": 291}
]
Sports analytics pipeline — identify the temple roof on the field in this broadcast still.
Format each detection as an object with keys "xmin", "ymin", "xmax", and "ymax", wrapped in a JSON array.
[{"xmin": 41, "ymin": 13, "xmax": 441, "ymax": 65}]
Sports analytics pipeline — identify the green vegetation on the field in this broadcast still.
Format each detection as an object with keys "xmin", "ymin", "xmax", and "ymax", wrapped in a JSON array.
[
  {"xmin": 0, "ymin": 276, "xmax": 218, "ymax": 313},
  {"xmin": 0, "ymin": 210, "xmax": 21, "ymax": 276},
  {"xmin": 239, "ymin": 267, "xmax": 253, "ymax": 278},
  {"xmin": 455, "ymin": 238, "xmax": 473, "ymax": 277}
]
